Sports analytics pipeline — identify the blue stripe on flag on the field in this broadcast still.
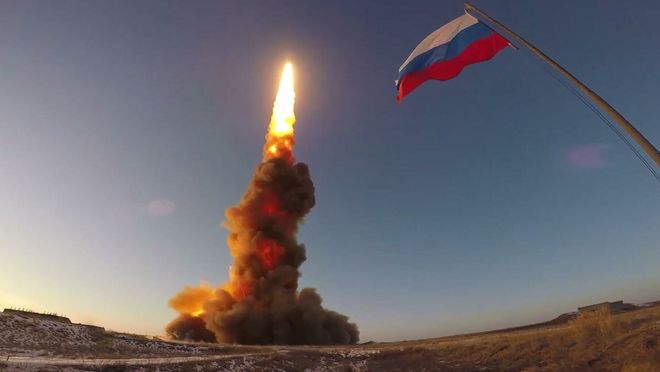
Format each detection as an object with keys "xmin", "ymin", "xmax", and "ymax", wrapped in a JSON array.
[{"xmin": 398, "ymin": 22, "xmax": 495, "ymax": 81}]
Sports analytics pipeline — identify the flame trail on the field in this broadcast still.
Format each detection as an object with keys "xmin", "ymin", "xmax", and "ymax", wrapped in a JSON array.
[
  {"xmin": 264, "ymin": 62, "xmax": 296, "ymax": 162},
  {"xmin": 166, "ymin": 63, "xmax": 359, "ymax": 345}
]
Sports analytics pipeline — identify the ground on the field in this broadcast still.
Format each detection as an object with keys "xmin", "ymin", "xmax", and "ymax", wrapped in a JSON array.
[{"xmin": 1, "ymin": 303, "xmax": 659, "ymax": 371}]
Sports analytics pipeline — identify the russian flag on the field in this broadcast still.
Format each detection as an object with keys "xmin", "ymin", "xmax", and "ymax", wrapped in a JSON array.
[{"xmin": 396, "ymin": 13, "xmax": 509, "ymax": 102}]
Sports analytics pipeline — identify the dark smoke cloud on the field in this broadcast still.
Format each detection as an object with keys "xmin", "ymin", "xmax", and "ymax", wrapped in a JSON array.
[
  {"xmin": 165, "ymin": 314, "xmax": 216, "ymax": 343},
  {"xmin": 166, "ymin": 157, "xmax": 359, "ymax": 345}
]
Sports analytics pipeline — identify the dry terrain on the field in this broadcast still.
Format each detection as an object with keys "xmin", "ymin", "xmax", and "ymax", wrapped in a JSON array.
[{"xmin": 1, "ymin": 303, "xmax": 659, "ymax": 371}]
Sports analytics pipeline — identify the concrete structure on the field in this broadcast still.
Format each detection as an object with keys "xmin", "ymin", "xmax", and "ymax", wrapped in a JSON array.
[{"xmin": 578, "ymin": 300, "xmax": 634, "ymax": 314}]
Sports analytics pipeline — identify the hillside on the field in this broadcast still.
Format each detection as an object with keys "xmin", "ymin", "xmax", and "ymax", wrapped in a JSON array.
[{"xmin": 1, "ymin": 303, "xmax": 659, "ymax": 371}]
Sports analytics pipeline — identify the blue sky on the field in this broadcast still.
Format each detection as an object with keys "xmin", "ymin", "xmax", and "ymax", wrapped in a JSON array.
[{"xmin": 0, "ymin": 0, "xmax": 658, "ymax": 341}]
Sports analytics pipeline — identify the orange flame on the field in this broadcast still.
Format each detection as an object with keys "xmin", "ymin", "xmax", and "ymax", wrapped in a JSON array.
[
  {"xmin": 264, "ymin": 62, "xmax": 296, "ymax": 163},
  {"xmin": 168, "ymin": 282, "xmax": 214, "ymax": 316},
  {"xmin": 257, "ymin": 239, "xmax": 285, "ymax": 270}
]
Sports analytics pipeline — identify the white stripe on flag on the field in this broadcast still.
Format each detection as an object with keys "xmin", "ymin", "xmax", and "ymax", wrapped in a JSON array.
[{"xmin": 399, "ymin": 13, "xmax": 479, "ymax": 72}]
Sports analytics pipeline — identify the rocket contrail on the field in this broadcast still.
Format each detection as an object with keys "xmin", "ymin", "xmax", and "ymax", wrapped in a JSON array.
[{"xmin": 166, "ymin": 63, "xmax": 359, "ymax": 345}]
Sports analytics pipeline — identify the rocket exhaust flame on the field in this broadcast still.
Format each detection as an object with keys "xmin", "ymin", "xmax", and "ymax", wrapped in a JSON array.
[
  {"xmin": 166, "ymin": 63, "xmax": 359, "ymax": 345},
  {"xmin": 269, "ymin": 63, "xmax": 295, "ymax": 137},
  {"xmin": 264, "ymin": 62, "xmax": 296, "ymax": 163}
]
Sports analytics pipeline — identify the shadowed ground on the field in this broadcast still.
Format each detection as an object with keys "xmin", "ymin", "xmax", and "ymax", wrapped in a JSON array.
[{"xmin": 2, "ymin": 303, "xmax": 659, "ymax": 371}]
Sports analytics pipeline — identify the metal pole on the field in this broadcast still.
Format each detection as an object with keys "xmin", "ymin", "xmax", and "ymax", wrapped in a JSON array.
[{"xmin": 465, "ymin": 2, "xmax": 660, "ymax": 167}]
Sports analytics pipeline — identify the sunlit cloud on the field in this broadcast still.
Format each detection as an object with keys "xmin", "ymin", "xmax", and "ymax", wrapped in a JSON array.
[
  {"xmin": 147, "ymin": 199, "xmax": 176, "ymax": 216},
  {"xmin": 567, "ymin": 144, "xmax": 607, "ymax": 168}
]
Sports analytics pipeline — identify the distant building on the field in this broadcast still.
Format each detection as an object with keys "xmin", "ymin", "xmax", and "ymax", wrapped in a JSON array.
[{"xmin": 577, "ymin": 300, "xmax": 635, "ymax": 314}]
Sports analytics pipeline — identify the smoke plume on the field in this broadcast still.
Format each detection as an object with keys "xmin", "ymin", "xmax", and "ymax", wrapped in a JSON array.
[{"xmin": 166, "ymin": 63, "xmax": 359, "ymax": 345}]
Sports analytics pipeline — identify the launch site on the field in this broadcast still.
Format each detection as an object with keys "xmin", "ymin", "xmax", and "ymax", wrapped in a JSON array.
[{"xmin": 1, "ymin": 0, "xmax": 659, "ymax": 371}]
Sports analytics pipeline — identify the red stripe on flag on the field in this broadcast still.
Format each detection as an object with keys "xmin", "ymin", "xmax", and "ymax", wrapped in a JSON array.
[{"xmin": 397, "ymin": 32, "xmax": 509, "ymax": 103}]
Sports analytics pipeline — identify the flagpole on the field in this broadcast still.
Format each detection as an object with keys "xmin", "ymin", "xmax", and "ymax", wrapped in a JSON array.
[{"xmin": 464, "ymin": 2, "xmax": 660, "ymax": 167}]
